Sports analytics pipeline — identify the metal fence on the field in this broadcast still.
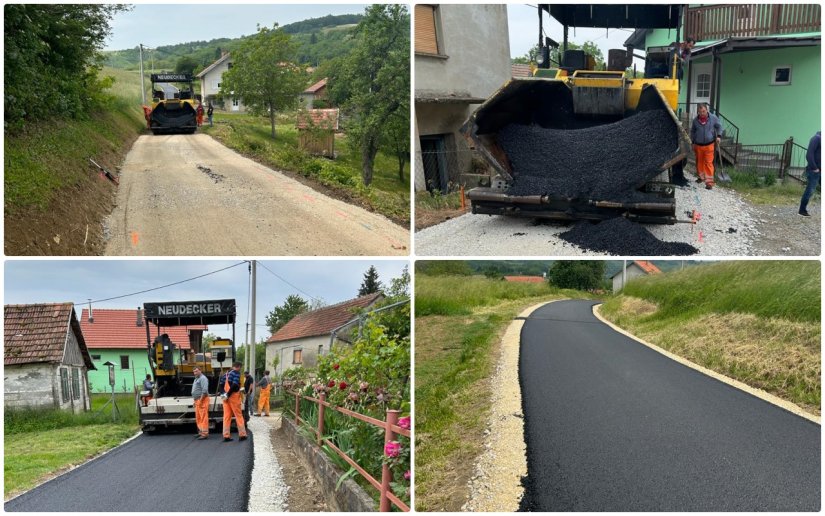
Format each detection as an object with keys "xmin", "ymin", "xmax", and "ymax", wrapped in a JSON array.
[
  {"xmin": 685, "ymin": 4, "xmax": 821, "ymax": 40},
  {"xmin": 287, "ymin": 391, "xmax": 410, "ymax": 512},
  {"xmin": 415, "ymin": 148, "xmax": 493, "ymax": 193},
  {"xmin": 736, "ymin": 138, "xmax": 809, "ymax": 183}
]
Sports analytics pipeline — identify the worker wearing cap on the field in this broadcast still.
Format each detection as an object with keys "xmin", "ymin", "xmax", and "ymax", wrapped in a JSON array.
[
  {"xmin": 257, "ymin": 370, "xmax": 272, "ymax": 417},
  {"xmin": 191, "ymin": 367, "xmax": 210, "ymax": 440},
  {"xmin": 690, "ymin": 103, "xmax": 723, "ymax": 189},
  {"xmin": 221, "ymin": 362, "xmax": 247, "ymax": 442}
]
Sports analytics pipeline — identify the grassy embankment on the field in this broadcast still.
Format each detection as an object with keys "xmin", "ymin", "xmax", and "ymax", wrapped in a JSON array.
[
  {"xmin": 600, "ymin": 261, "xmax": 821, "ymax": 415},
  {"xmin": 719, "ymin": 166, "xmax": 811, "ymax": 205},
  {"xmin": 4, "ymin": 393, "xmax": 140, "ymax": 499},
  {"xmin": 414, "ymin": 191, "xmax": 466, "ymax": 230},
  {"xmin": 4, "ymin": 67, "xmax": 145, "ymax": 255},
  {"xmin": 201, "ymin": 115, "xmax": 410, "ymax": 225},
  {"xmin": 414, "ymin": 274, "xmax": 592, "ymax": 511}
]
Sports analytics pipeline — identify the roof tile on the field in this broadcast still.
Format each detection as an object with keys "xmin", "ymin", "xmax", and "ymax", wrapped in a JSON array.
[
  {"xmin": 267, "ymin": 293, "xmax": 383, "ymax": 343},
  {"xmin": 80, "ymin": 309, "xmax": 205, "ymax": 350},
  {"xmin": 4, "ymin": 303, "xmax": 91, "ymax": 367}
]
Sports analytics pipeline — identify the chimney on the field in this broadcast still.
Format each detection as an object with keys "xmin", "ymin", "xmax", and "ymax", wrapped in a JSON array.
[
  {"xmin": 136, "ymin": 307, "xmax": 143, "ymax": 327},
  {"xmin": 87, "ymin": 299, "xmax": 94, "ymax": 323}
]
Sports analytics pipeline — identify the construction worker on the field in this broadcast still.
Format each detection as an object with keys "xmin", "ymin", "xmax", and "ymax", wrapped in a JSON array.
[
  {"xmin": 196, "ymin": 102, "xmax": 204, "ymax": 127},
  {"xmin": 243, "ymin": 371, "xmax": 254, "ymax": 424},
  {"xmin": 140, "ymin": 374, "xmax": 154, "ymax": 407},
  {"xmin": 191, "ymin": 367, "xmax": 210, "ymax": 440},
  {"xmin": 257, "ymin": 370, "xmax": 272, "ymax": 417},
  {"xmin": 690, "ymin": 103, "xmax": 723, "ymax": 189},
  {"xmin": 221, "ymin": 361, "xmax": 247, "ymax": 442},
  {"xmin": 207, "ymin": 103, "xmax": 214, "ymax": 126}
]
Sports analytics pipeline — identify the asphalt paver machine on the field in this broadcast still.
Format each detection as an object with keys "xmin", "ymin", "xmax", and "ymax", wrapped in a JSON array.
[
  {"xmin": 139, "ymin": 299, "xmax": 238, "ymax": 433},
  {"xmin": 146, "ymin": 73, "xmax": 199, "ymax": 134}
]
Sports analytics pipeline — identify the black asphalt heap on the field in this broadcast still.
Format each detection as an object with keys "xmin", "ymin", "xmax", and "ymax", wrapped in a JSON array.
[
  {"xmin": 519, "ymin": 300, "xmax": 820, "ymax": 511},
  {"xmin": 558, "ymin": 217, "xmax": 698, "ymax": 255},
  {"xmin": 501, "ymin": 110, "xmax": 677, "ymax": 200},
  {"xmin": 4, "ymin": 431, "xmax": 254, "ymax": 512}
]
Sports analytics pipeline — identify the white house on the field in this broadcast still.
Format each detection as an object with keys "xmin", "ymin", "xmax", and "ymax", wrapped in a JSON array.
[
  {"xmin": 265, "ymin": 293, "xmax": 383, "ymax": 377},
  {"xmin": 611, "ymin": 261, "xmax": 662, "ymax": 293},
  {"xmin": 300, "ymin": 78, "xmax": 328, "ymax": 109},
  {"xmin": 4, "ymin": 303, "xmax": 95, "ymax": 413},
  {"xmin": 196, "ymin": 52, "xmax": 245, "ymax": 112}
]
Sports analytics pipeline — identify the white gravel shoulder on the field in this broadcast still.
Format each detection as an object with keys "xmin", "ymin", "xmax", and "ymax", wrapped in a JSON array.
[
  {"xmin": 415, "ymin": 182, "xmax": 758, "ymax": 256},
  {"xmin": 247, "ymin": 416, "xmax": 289, "ymax": 512}
]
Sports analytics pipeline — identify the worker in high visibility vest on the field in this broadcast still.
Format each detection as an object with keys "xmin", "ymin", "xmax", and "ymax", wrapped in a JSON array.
[
  {"xmin": 221, "ymin": 361, "xmax": 247, "ymax": 442},
  {"xmin": 256, "ymin": 370, "xmax": 272, "ymax": 417}
]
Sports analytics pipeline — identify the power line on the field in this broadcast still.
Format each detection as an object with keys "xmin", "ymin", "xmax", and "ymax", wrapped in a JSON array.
[
  {"xmin": 256, "ymin": 261, "xmax": 323, "ymax": 303},
  {"xmin": 75, "ymin": 261, "xmax": 246, "ymax": 306}
]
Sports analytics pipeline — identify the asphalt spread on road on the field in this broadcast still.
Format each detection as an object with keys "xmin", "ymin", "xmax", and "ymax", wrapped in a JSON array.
[
  {"xmin": 5, "ymin": 429, "xmax": 253, "ymax": 512},
  {"xmin": 518, "ymin": 300, "xmax": 820, "ymax": 511}
]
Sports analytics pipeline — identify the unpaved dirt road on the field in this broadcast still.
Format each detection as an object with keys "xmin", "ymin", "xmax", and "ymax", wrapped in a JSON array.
[{"xmin": 104, "ymin": 134, "xmax": 408, "ymax": 256}]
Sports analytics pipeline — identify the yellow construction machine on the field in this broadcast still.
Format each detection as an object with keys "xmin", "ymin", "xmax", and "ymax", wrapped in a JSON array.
[
  {"xmin": 146, "ymin": 73, "xmax": 199, "ymax": 135},
  {"xmin": 463, "ymin": 4, "xmax": 692, "ymax": 224}
]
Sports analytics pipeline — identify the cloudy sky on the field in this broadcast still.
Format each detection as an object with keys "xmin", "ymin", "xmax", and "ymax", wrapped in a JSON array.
[
  {"xmin": 105, "ymin": 4, "xmax": 368, "ymax": 51},
  {"xmin": 4, "ymin": 259, "xmax": 407, "ymax": 345}
]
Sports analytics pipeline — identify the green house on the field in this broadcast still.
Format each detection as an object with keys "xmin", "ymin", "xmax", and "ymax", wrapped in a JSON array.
[
  {"xmin": 627, "ymin": 4, "xmax": 821, "ymax": 177},
  {"xmin": 80, "ymin": 308, "xmax": 205, "ymax": 393}
]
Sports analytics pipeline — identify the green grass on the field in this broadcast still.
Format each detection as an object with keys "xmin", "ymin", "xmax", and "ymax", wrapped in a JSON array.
[
  {"xmin": 599, "ymin": 261, "xmax": 821, "ymax": 413},
  {"xmin": 4, "ymin": 394, "xmax": 139, "ymax": 498},
  {"xmin": 719, "ymin": 167, "xmax": 812, "ymax": 205},
  {"xmin": 201, "ymin": 113, "xmax": 410, "ymax": 224},
  {"xmin": 4, "ymin": 66, "xmax": 144, "ymax": 212},
  {"xmin": 414, "ymin": 273, "xmax": 588, "ymax": 510}
]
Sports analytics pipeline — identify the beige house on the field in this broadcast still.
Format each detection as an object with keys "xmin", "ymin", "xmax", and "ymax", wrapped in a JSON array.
[
  {"xmin": 265, "ymin": 293, "xmax": 383, "ymax": 377},
  {"xmin": 300, "ymin": 78, "xmax": 328, "ymax": 109},
  {"xmin": 196, "ymin": 52, "xmax": 245, "ymax": 112}
]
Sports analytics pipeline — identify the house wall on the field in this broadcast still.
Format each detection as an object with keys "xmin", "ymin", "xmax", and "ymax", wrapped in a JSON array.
[
  {"xmin": 201, "ymin": 61, "xmax": 245, "ymax": 112},
  {"xmin": 266, "ymin": 335, "xmax": 330, "ymax": 377},
  {"xmin": 4, "ymin": 363, "xmax": 58, "ymax": 410},
  {"xmin": 611, "ymin": 266, "xmax": 648, "ymax": 293},
  {"xmin": 63, "ymin": 328, "xmax": 91, "ymax": 411},
  {"xmin": 87, "ymin": 349, "xmax": 153, "ymax": 394}
]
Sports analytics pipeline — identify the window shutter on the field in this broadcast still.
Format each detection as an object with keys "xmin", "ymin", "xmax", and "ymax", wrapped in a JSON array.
[{"xmin": 415, "ymin": 5, "xmax": 439, "ymax": 54}]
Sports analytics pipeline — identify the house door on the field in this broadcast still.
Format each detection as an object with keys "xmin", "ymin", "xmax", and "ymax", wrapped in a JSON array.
[
  {"xmin": 419, "ymin": 135, "xmax": 449, "ymax": 194},
  {"xmin": 689, "ymin": 63, "xmax": 712, "ymax": 118},
  {"xmin": 231, "ymin": 97, "xmax": 240, "ymax": 112}
]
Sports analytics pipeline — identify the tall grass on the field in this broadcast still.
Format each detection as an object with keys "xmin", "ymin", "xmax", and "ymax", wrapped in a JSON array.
[
  {"xmin": 618, "ymin": 261, "xmax": 820, "ymax": 323},
  {"xmin": 5, "ymin": 394, "xmax": 139, "ymax": 434}
]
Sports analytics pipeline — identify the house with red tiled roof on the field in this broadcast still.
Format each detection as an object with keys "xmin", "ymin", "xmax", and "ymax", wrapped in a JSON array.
[
  {"xmin": 5, "ymin": 303, "xmax": 95, "ymax": 413},
  {"xmin": 265, "ymin": 293, "xmax": 383, "ymax": 376},
  {"xmin": 80, "ymin": 308, "xmax": 206, "ymax": 393},
  {"xmin": 504, "ymin": 275, "xmax": 545, "ymax": 284},
  {"xmin": 511, "ymin": 63, "xmax": 533, "ymax": 78},
  {"xmin": 611, "ymin": 261, "xmax": 662, "ymax": 293},
  {"xmin": 300, "ymin": 78, "xmax": 328, "ymax": 109}
]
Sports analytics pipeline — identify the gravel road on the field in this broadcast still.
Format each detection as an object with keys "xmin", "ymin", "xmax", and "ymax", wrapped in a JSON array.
[
  {"xmin": 104, "ymin": 134, "xmax": 408, "ymax": 256},
  {"xmin": 415, "ymin": 181, "xmax": 808, "ymax": 256},
  {"xmin": 4, "ymin": 430, "xmax": 253, "ymax": 512},
  {"xmin": 519, "ymin": 300, "xmax": 820, "ymax": 511},
  {"xmin": 247, "ymin": 416, "xmax": 288, "ymax": 511}
]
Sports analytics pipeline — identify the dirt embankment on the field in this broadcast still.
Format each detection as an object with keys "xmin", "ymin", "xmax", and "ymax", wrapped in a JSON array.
[{"xmin": 5, "ymin": 110, "xmax": 143, "ymax": 256}]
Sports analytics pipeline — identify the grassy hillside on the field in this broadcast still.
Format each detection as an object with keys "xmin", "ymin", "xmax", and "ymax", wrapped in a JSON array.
[
  {"xmin": 414, "ymin": 273, "xmax": 591, "ymax": 510},
  {"xmin": 4, "ymin": 67, "xmax": 145, "ymax": 255},
  {"xmin": 600, "ymin": 261, "xmax": 820, "ymax": 414}
]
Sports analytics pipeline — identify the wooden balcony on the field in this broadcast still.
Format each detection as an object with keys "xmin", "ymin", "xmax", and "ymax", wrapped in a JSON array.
[{"xmin": 685, "ymin": 4, "xmax": 821, "ymax": 41}]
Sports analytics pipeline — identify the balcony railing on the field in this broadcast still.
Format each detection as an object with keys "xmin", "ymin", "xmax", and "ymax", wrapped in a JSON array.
[{"xmin": 685, "ymin": 4, "xmax": 821, "ymax": 41}]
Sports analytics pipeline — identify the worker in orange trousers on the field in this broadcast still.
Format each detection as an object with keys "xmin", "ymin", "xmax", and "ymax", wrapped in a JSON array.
[
  {"xmin": 222, "ymin": 361, "xmax": 247, "ymax": 442},
  {"xmin": 196, "ymin": 102, "xmax": 204, "ymax": 127},
  {"xmin": 257, "ymin": 370, "xmax": 272, "ymax": 417},
  {"xmin": 690, "ymin": 103, "xmax": 723, "ymax": 190},
  {"xmin": 191, "ymin": 366, "xmax": 210, "ymax": 439}
]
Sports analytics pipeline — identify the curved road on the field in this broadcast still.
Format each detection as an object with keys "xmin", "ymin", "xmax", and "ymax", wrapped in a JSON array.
[
  {"xmin": 5, "ymin": 431, "xmax": 253, "ymax": 512},
  {"xmin": 519, "ymin": 300, "xmax": 820, "ymax": 511},
  {"xmin": 104, "ymin": 134, "xmax": 409, "ymax": 256}
]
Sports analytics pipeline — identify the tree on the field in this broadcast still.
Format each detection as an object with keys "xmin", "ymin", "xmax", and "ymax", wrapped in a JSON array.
[
  {"xmin": 546, "ymin": 261, "xmax": 606, "ymax": 290},
  {"xmin": 336, "ymin": 5, "xmax": 410, "ymax": 186},
  {"xmin": 512, "ymin": 44, "xmax": 540, "ymax": 64},
  {"xmin": 265, "ymin": 294, "xmax": 310, "ymax": 334},
  {"xmin": 201, "ymin": 332, "xmax": 220, "ymax": 350},
  {"xmin": 386, "ymin": 265, "xmax": 410, "ymax": 300},
  {"xmin": 220, "ymin": 24, "xmax": 307, "ymax": 139},
  {"xmin": 235, "ymin": 339, "xmax": 267, "ymax": 376},
  {"xmin": 358, "ymin": 265, "xmax": 383, "ymax": 296},
  {"xmin": 383, "ymin": 109, "xmax": 409, "ymax": 182},
  {"xmin": 550, "ymin": 40, "xmax": 605, "ymax": 70},
  {"xmin": 415, "ymin": 261, "xmax": 474, "ymax": 276},
  {"xmin": 174, "ymin": 55, "xmax": 198, "ymax": 75},
  {"xmin": 310, "ymin": 32, "xmax": 318, "ymax": 45}
]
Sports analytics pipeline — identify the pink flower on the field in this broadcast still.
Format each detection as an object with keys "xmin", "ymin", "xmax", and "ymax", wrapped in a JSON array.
[
  {"xmin": 339, "ymin": 381, "xmax": 348, "ymax": 390},
  {"xmin": 404, "ymin": 470, "xmax": 411, "ymax": 481},
  {"xmin": 397, "ymin": 416, "xmax": 411, "ymax": 430},
  {"xmin": 348, "ymin": 392, "xmax": 359, "ymax": 401},
  {"xmin": 384, "ymin": 440, "xmax": 401, "ymax": 458},
  {"xmin": 359, "ymin": 381, "xmax": 369, "ymax": 391}
]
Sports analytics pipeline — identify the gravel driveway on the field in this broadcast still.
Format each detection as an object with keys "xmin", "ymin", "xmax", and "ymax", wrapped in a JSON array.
[{"xmin": 415, "ymin": 181, "xmax": 819, "ymax": 256}]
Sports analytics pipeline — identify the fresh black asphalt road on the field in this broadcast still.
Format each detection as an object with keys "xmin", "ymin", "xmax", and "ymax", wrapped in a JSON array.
[
  {"xmin": 5, "ymin": 429, "xmax": 253, "ymax": 512},
  {"xmin": 519, "ymin": 300, "xmax": 821, "ymax": 511}
]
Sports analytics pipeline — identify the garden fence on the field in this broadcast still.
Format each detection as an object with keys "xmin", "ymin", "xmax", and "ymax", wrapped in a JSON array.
[{"xmin": 288, "ymin": 390, "xmax": 411, "ymax": 512}]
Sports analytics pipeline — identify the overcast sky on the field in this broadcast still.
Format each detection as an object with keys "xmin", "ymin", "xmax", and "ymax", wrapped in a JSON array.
[
  {"xmin": 105, "ymin": 4, "xmax": 368, "ymax": 51},
  {"xmin": 507, "ymin": 3, "xmax": 649, "ymax": 67},
  {"xmin": 4, "ymin": 260, "xmax": 407, "ymax": 346}
]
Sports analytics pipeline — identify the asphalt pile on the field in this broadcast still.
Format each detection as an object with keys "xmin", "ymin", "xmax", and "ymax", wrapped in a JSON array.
[
  {"xmin": 500, "ymin": 110, "xmax": 677, "ymax": 200},
  {"xmin": 559, "ymin": 217, "xmax": 698, "ymax": 255}
]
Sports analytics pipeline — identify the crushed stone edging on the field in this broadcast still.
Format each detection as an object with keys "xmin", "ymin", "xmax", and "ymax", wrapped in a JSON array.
[{"xmin": 247, "ymin": 415, "xmax": 290, "ymax": 511}]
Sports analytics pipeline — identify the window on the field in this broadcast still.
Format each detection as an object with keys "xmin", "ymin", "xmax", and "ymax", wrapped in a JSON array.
[
  {"xmin": 771, "ymin": 66, "xmax": 792, "ymax": 85},
  {"xmin": 415, "ymin": 5, "xmax": 440, "ymax": 55},
  {"xmin": 292, "ymin": 349, "xmax": 303, "ymax": 364},
  {"xmin": 227, "ymin": 62, "xmax": 233, "ymax": 69},
  {"xmin": 232, "ymin": 98, "xmax": 240, "ymax": 107},
  {"xmin": 696, "ymin": 73, "xmax": 711, "ymax": 99},
  {"xmin": 60, "ymin": 368, "xmax": 69, "ymax": 403},
  {"xmin": 71, "ymin": 369, "xmax": 80, "ymax": 400},
  {"xmin": 213, "ymin": 81, "xmax": 221, "ymax": 90},
  {"xmin": 120, "ymin": 355, "xmax": 130, "ymax": 369},
  {"xmin": 91, "ymin": 354, "xmax": 101, "ymax": 361},
  {"xmin": 318, "ymin": 345, "xmax": 324, "ymax": 357}
]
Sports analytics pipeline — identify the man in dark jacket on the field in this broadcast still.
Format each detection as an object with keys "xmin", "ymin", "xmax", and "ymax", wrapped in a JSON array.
[
  {"xmin": 221, "ymin": 362, "xmax": 247, "ymax": 442},
  {"xmin": 242, "ymin": 371, "xmax": 254, "ymax": 424},
  {"xmin": 799, "ymin": 130, "xmax": 821, "ymax": 217}
]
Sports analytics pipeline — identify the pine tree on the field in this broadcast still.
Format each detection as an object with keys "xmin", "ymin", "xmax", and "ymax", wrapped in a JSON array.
[{"xmin": 358, "ymin": 265, "xmax": 383, "ymax": 296}]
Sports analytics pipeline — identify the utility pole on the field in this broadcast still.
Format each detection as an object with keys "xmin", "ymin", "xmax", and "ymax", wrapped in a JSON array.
[
  {"xmin": 250, "ymin": 261, "xmax": 257, "ymax": 379},
  {"xmin": 138, "ymin": 44, "xmax": 146, "ymax": 105},
  {"xmin": 622, "ymin": 260, "xmax": 627, "ymax": 291}
]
